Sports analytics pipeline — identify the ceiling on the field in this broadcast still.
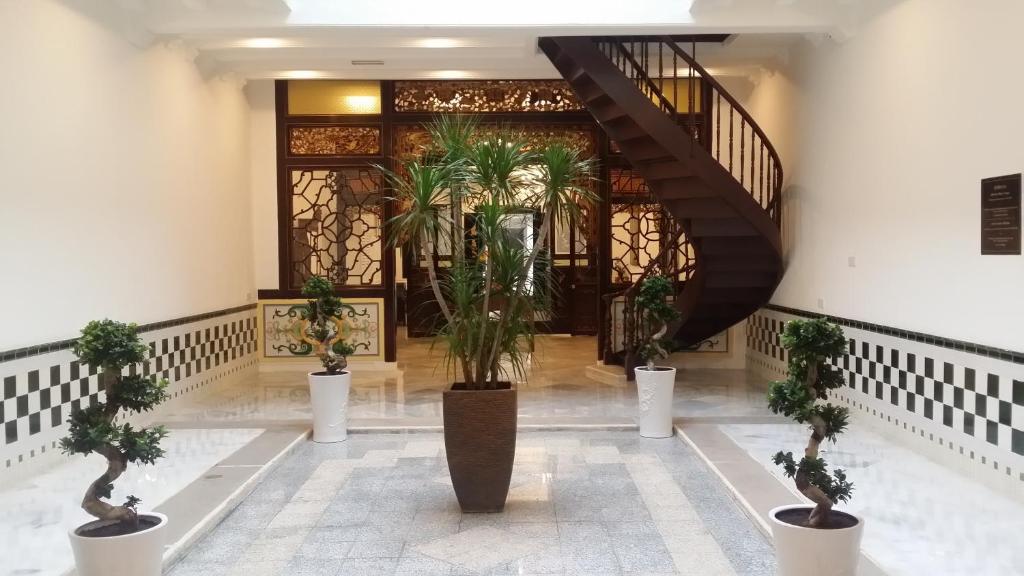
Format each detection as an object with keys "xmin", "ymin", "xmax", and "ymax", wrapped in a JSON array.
[{"xmin": 65, "ymin": 0, "xmax": 900, "ymax": 80}]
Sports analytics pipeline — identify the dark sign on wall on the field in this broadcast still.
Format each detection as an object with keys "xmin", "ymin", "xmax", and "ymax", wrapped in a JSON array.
[{"xmin": 981, "ymin": 174, "xmax": 1021, "ymax": 255}]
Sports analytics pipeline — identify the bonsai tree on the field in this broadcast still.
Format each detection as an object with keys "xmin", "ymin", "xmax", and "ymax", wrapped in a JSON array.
[
  {"xmin": 302, "ymin": 275, "xmax": 355, "ymax": 374},
  {"xmin": 768, "ymin": 317, "xmax": 854, "ymax": 527},
  {"xmin": 382, "ymin": 115, "xmax": 596, "ymax": 388},
  {"xmin": 60, "ymin": 320, "xmax": 168, "ymax": 530},
  {"xmin": 633, "ymin": 275, "xmax": 680, "ymax": 370}
]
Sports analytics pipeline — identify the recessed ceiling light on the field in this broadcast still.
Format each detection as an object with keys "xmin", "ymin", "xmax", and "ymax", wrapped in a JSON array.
[
  {"xmin": 427, "ymin": 70, "xmax": 475, "ymax": 79},
  {"xmin": 415, "ymin": 37, "xmax": 464, "ymax": 49},
  {"xmin": 351, "ymin": 60, "xmax": 385, "ymax": 66},
  {"xmin": 281, "ymin": 70, "xmax": 326, "ymax": 79},
  {"xmin": 242, "ymin": 37, "xmax": 290, "ymax": 49}
]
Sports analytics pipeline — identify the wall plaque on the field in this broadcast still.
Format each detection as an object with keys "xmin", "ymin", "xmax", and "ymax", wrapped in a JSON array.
[{"xmin": 981, "ymin": 174, "xmax": 1021, "ymax": 255}]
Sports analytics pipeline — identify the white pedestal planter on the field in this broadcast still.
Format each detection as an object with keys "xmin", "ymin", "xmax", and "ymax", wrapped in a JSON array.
[
  {"xmin": 634, "ymin": 366, "xmax": 676, "ymax": 438},
  {"xmin": 770, "ymin": 505, "xmax": 864, "ymax": 576},
  {"xmin": 308, "ymin": 371, "xmax": 351, "ymax": 443},
  {"xmin": 70, "ymin": 513, "xmax": 167, "ymax": 576}
]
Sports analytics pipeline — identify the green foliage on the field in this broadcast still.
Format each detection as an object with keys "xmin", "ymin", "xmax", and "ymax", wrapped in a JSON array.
[
  {"xmin": 634, "ymin": 275, "xmax": 680, "ymax": 365},
  {"xmin": 301, "ymin": 275, "xmax": 354, "ymax": 374},
  {"xmin": 772, "ymin": 452, "xmax": 854, "ymax": 504},
  {"xmin": 117, "ymin": 423, "xmax": 168, "ymax": 465},
  {"xmin": 108, "ymin": 375, "xmax": 168, "ymax": 413},
  {"xmin": 72, "ymin": 320, "xmax": 149, "ymax": 370},
  {"xmin": 62, "ymin": 320, "xmax": 171, "ymax": 522},
  {"xmin": 768, "ymin": 318, "xmax": 855, "ymax": 509},
  {"xmin": 383, "ymin": 117, "xmax": 597, "ymax": 389},
  {"xmin": 60, "ymin": 404, "xmax": 117, "ymax": 456}
]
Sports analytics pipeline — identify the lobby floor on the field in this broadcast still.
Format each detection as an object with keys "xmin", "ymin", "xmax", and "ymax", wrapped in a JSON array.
[
  {"xmin": 157, "ymin": 333, "xmax": 770, "ymax": 428},
  {"xmin": 166, "ymin": 431, "xmax": 775, "ymax": 576},
  {"xmin": 4, "ymin": 333, "xmax": 1022, "ymax": 575}
]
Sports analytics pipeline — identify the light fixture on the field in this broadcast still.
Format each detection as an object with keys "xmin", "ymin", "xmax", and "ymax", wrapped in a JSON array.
[
  {"xmin": 351, "ymin": 60, "xmax": 385, "ymax": 66},
  {"xmin": 241, "ymin": 37, "xmax": 290, "ymax": 49},
  {"xmin": 426, "ymin": 70, "xmax": 475, "ymax": 79},
  {"xmin": 281, "ymin": 70, "xmax": 326, "ymax": 79},
  {"xmin": 343, "ymin": 95, "xmax": 379, "ymax": 114},
  {"xmin": 414, "ymin": 37, "xmax": 464, "ymax": 49}
]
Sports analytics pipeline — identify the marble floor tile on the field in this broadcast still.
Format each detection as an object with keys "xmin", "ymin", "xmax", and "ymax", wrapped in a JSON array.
[
  {"xmin": 168, "ymin": 432, "xmax": 770, "ymax": 576},
  {"xmin": 723, "ymin": 421, "xmax": 1024, "ymax": 576}
]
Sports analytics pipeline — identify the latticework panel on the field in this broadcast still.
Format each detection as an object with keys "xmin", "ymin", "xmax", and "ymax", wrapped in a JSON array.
[
  {"xmin": 393, "ymin": 124, "xmax": 597, "ymax": 165},
  {"xmin": 394, "ymin": 80, "xmax": 584, "ymax": 113},
  {"xmin": 609, "ymin": 168, "xmax": 693, "ymax": 284},
  {"xmin": 288, "ymin": 126, "xmax": 381, "ymax": 156},
  {"xmin": 290, "ymin": 168, "xmax": 383, "ymax": 288}
]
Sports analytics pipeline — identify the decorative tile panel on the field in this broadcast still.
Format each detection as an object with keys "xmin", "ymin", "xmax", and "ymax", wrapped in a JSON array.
[
  {"xmin": 0, "ymin": 306, "xmax": 258, "ymax": 476},
  {"xmin": 393, "ymin": 80, "xmax": 584, "ymax": 113},
  {"xmin": 260, "ymin": 299, "xmax": 382, "ymax": 360},
  {"xmin": 288, "ymin": 126, "xmax": 381, "ymax": 156},
  {"xmin": 747, "ymin": 306, "xmax": 1024, "ymax": 485}
]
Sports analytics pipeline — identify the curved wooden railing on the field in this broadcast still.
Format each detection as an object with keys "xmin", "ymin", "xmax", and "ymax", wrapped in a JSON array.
[{"xmin": 594, "ymin": 37, "xmax": 783, "ymax": 227}]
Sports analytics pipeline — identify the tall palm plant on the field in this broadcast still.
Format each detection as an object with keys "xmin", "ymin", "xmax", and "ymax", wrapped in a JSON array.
[{"xmin": 383, "ymin": 116, "xmax": 597, "ymax": 389}]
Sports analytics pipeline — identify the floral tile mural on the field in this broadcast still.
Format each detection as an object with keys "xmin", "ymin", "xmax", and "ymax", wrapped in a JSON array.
[{"xmin": 261, "ymin": 300, "xmax": 381, "ymax": 359}]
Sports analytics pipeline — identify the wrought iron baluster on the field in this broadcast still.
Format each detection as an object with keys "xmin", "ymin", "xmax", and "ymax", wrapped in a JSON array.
[
  {"xmin": 749, "ymin": 129, "xmax": 755, "ymax": 193},
  {"xmin": 740, "ymin": 121, "xmax": 745, "ymax": 187},
  {"xmin": 689, "ymin": 40, "xmax": 695, "ymax": 154},
  {"xmin": 715, "ymin": 92, "xmax": 721, "ymax": 161},
  {"xmin": 759, "ymin": 143, "xmax": 765, "ymax": 207},
  {"xmin": 659, "ymin": 41, "xmax": 667, "ymax": 100},
  {"xmin": 728, "ymin": 106, "xmax": 734, "ymax": 175},
  {"xmin": 672, "ymin": 49, "xmax": 678, "ymax": 124}
]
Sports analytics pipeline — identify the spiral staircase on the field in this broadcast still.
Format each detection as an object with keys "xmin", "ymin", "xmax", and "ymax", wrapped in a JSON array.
[{"xmin": 539, "ymin": 36, "xmax": 784, "ymax": 352}]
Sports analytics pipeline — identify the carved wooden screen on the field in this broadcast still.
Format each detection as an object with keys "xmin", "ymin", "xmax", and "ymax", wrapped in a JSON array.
[
  {"xmin": 608, "ymin": 167, "xmax": 693, "ymax": 286},
  {"xmin": 289, "ymin": 167, "xmax": 383, "ymax": 290}
]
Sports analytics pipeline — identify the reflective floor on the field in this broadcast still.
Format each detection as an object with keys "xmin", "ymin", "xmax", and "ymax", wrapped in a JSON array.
[
  {"xmin": 0, "ymin": 428, "xmax": 264, "ymax": 576},
  {"xmin": 159, "ymin": 333, "xmax": 770, "ymax": 427},
  {"xmin": 722, "ymin": 422, "xmax": 1024, "ymax": 576},
  {"xmin": 167, "ymin": 432, "xmax": 775, "ymax": 576},
  {"xmin": 5, "ymin": 332, "xmax": 1020, "ymax": 576}
]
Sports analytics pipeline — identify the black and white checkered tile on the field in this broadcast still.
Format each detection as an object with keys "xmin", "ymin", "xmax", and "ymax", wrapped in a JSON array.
[
  {"xmin": 0, "ymin": 308, "xmax": 258, "ymax": 474},
  {"xmin": 747, "ymin": 307, "xmax": 1024, "ymax": 483}
]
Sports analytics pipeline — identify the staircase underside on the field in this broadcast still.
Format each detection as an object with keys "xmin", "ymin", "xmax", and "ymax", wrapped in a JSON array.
[{"xmin": 540, "ymin": 36, "xmax": 783, "ymax": 350}]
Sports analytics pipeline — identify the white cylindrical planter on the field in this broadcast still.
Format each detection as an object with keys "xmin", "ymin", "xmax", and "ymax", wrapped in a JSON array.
[
  {"xmin": 70, "ymin": 513, "xmax": 167, "ymax": 576},
  {"xmin": 308, "ymin": 371, "xmax": 351, "ymax": 443},
  {"xmin": 634, "ymin": 366, "xmax": 676, "ymax": 438},
  {"xmin": 770, "ymin": 505, "xmax": 864, "ymax": 576}
]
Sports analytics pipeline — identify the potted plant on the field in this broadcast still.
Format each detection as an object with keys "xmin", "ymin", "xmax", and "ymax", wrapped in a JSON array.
[
  {"xmin": 302, "ymin": 275, "xmax": 356, "ymax": 443},
  {"xmin": 632, "ymin": 275, "xmax": 680, "ymax": 438},
  {"xmin": 383, "ymin": 115, "xmax": 596, "ymax": 511},
  {"xmin": 766, "ymin": 318, "xmax": 862, "ymax": 576},
  {"xmin": 62, "ymin": 320, "xmax": 170, "ymax": 576}
]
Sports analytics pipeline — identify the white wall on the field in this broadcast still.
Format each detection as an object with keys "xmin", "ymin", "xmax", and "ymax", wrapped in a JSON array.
[
  {"xmin": 247, "ymin": 79, "xmax": 280, "ymax": 290},
  {"xmin": 0, "ymin": 0, "xmax": 255, "ymax": 349},
  {"xmin": 762, "ymin": 0, "xmax": 1024, "ymax": 351}
]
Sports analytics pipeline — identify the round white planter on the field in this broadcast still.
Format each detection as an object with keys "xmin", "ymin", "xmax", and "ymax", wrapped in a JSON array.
[
  {"xmin": 308, "ymin": 370, "xmax": 351, "ymax": 443},
  {"xmin": 634, "ymin": 366, "xmax": 676, "ymax": 438},
  {"xmin": 770, "ymin": 505, "xmax": 864, "ymax": 576},
  {"xmin": 69, "ymin": 512, "xmax": 167, "ymax": 576}
]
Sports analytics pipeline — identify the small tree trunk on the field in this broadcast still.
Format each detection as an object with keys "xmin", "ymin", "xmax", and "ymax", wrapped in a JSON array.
[
  {"xmin": 82, "ymin": 444, "xmax": 134, "ymax": 523},
  {"xmin": 797, "ymin": 360, "xmax": 833, "ymax": 527}
]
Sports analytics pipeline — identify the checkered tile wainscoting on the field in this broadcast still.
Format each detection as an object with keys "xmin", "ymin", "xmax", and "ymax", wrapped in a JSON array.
[
  {"xmin": 0, "ymin": 306, "xmax": 258, "ymax": 473},
  {"xmin": 747, "ymin": 306, "xmax": 1024, "ymax": 484}
]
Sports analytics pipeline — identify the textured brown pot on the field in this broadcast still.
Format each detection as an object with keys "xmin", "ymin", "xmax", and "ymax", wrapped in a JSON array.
[{"xmin": 442, "ymin": 383, "xmax": 517, "ymax": 512}]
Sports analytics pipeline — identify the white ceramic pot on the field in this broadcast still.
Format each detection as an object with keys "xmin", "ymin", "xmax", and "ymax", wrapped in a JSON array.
[
  {"xmin": 770, "ymin": 505, "xmax": 864, "ymax": 576},
  {"xmin": 69, "ymin": 512, "xmax": 167, "ymax": 576},
  {"xmin": 634, "ymin": 366, "xmax": 676, "ymax": 438},
  {"xmin": 308, "ymin": 370, "xmax": 351, "ymax": 443}
]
